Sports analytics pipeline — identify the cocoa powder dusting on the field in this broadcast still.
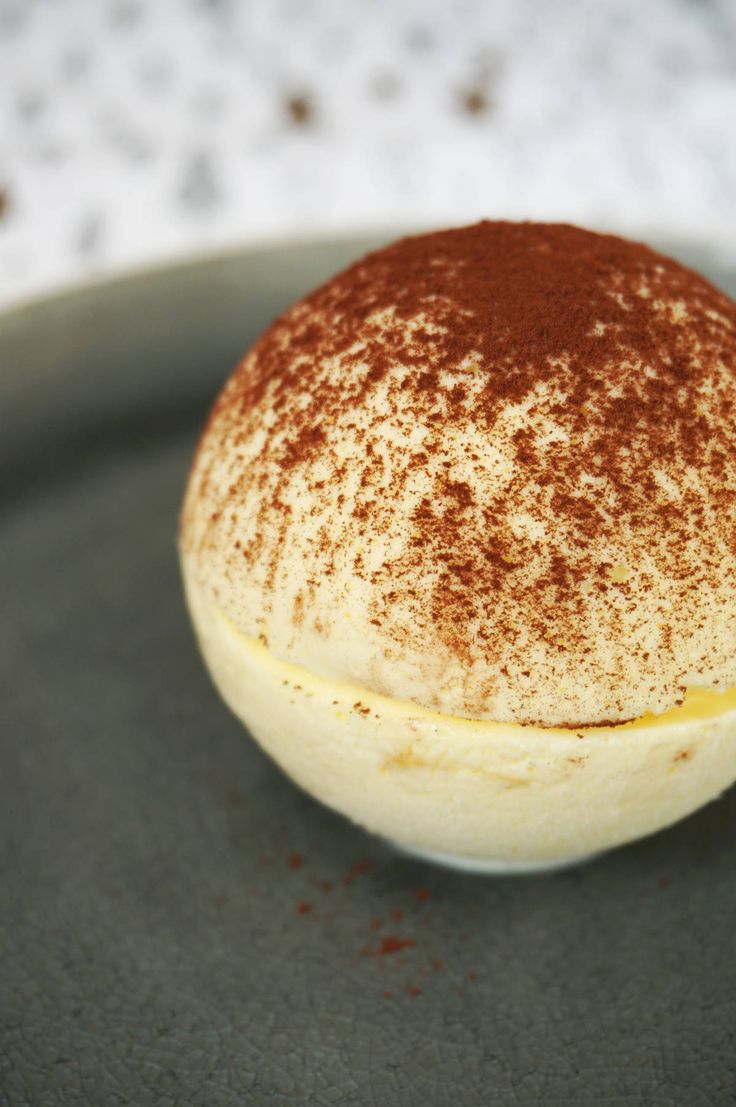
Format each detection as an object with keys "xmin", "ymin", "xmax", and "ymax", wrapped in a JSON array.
[{"xmin": 182, "ymin": 222, "xmax": 736, "ymax": 725}]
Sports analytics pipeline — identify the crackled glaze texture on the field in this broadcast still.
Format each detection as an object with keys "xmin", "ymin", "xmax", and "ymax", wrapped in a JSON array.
[{"xmin": 181, "ymin": 222, "xmax": 736, "ymax": 726}]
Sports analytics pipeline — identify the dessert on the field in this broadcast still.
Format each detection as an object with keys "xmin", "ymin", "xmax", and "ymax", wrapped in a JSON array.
[{"xmin": 180, "ymin": 222, "xmax": 736, "ymax": 871}]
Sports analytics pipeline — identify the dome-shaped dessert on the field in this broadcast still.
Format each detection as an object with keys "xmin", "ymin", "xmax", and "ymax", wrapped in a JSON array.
[{"xmin": 180, "ymin": 223, "xmax": 736, "ymax": 869}]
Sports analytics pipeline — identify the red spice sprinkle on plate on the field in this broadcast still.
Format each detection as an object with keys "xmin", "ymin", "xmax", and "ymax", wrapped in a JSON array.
[
  {"xmin": 431, "ymin": 959, "xmax": 443, "ymax": 971},
  {"xmin": 297, "ymin": 902, "xmax": 312, "ymax": 915},
  {"xmin": 223, "ymin": 789, "xmax": 245, "ymax": 808},
  {"xmin": 391, "ymin": 910, "xmax": 404, "ymax": 922},
  {"xmin": 370, "ymin": 918, "xmax": 383, "ymax": 931},
  {"xmin": 342, "ymin": 859, "xmax": 372, "ymax": 884},
  {"xmin": 414, "ymin": 887, "xmax": 430, "ymax": 902},
  {"xmin": 377, "ymin": 936, "xmax": 415, "ymax": 955},
  {"xmin": 288, "ymin": 853, "xmax": 304, "ymax": 869},
  {"xmin": 406, "ymin": 985, "xmax": 422, "ymax": 997}
]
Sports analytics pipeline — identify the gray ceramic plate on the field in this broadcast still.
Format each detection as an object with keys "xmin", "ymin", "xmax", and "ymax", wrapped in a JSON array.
[{"xmin": 2, "ymin": 235, "xmax": 736, "ymax": 1107}]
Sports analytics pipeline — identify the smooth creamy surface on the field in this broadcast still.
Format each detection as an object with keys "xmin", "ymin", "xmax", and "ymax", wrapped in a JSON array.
[
  {"xmin": 181, "ymin": 224, "xmax": 736, "ymax": 727},
  {"xmin": 183, "ymin": 568, "xmax": 736, "ymax": 863}
]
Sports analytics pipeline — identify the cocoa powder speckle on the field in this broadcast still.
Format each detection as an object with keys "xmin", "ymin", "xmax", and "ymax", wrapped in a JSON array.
[{"xmin": 181, "ymin": 222, "xmax": 736, "ymax": 726}]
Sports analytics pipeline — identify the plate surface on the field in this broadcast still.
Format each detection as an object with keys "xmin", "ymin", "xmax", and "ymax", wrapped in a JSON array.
[{"xmin": 2, "ymin": 236, "xmax": 736, "ymax": 1106}]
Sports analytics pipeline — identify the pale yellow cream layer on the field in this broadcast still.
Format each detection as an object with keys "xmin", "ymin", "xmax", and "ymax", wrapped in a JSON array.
[{"xmin": 216, "ymin": 607, "xmax": 736, "ymax": 734}]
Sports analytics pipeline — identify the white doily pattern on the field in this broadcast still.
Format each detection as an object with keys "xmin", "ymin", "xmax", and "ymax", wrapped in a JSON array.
[{"xmin": 1, "ymin": 0, "xmax": 735, "ymax": 307}]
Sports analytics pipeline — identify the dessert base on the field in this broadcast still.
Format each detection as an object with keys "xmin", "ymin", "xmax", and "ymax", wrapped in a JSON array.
[
  {"xmin": 390, "ymin": 840, "xmax": 599, "ymax": 875},
  {"xmin": 182, "ymin": 567, "xmax": 736, "ymax": 870}
]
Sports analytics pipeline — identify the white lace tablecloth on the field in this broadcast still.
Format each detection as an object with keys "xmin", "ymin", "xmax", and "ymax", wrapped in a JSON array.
[{"xmin": 1, "ymin": 0, "xmax": 735, "ymax": 309}]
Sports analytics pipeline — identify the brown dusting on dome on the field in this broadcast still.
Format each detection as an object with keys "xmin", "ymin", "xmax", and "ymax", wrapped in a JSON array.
[{"xmin": 181, "ymin": 222, "xmax": 736, "ymax": 726}]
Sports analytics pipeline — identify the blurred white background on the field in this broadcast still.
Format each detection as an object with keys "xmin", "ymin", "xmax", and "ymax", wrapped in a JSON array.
[{"xmin": 1, "ymin": 0, "xmax": 735, "ymax": 309}]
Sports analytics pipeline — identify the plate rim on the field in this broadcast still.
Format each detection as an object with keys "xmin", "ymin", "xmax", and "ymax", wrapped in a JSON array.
[{"xmin": 2, "ymin": 221, "xmax": 734, "ymax": 325}]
